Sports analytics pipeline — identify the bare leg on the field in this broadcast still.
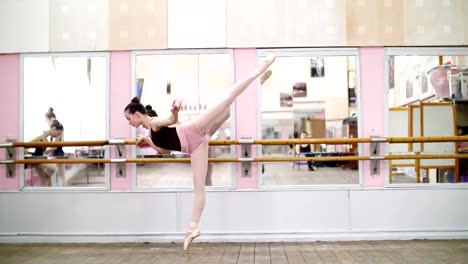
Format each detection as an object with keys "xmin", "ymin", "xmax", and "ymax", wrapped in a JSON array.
[
  {"xmin": 36, "ymin": 165, "xmax": 54, "ymax": 186},
  {"xmin": 35, "ymin": 166, "xmax": 48, "ymax": 186},
  {"xmin": 192, "ymin": 55, "xmax": 276, "ymax": 135},
  {"xmin": 184, "ymin": 140, "xmax": 209, "ymax": 250},
  {"xmin": 56, "ymin": 164, "xmax": 65, "ymax": 186},
  {"xmin": 205, "ymin": 147, "xmax": 213, "ymax": 186},
  {"xmin": 206, "ymin": 107, "xmax": 230, "ymax": 136},
  {"xmin": 189, "ymin": 141, "xmax": 209, "ymax": 226}
]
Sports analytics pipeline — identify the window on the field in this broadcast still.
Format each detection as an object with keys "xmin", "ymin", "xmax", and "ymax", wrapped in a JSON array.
[
  {"xmin": 386, "ymin": 48, "xmax": 468, "ymax": 185},
  {"xmin": 22, "ymin": 53, "xmax": 109, "ymax": 188},
  {"xmin": 132, "ymin": 50, "xmax": 235, "ymax": 188},
  {"xmin": 258, "ymin": 49, "xmax": 360, "ymax": 186}
]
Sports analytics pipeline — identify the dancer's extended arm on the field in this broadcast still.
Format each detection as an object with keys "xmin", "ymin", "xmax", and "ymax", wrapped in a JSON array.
[{"xmin": 150, "ymin": 100, "xmax": 181, "ymax": 130}]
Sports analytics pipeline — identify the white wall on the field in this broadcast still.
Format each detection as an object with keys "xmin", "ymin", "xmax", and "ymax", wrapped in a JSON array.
[{"xmin": 1, "ymin": 189, "xmax": 467, "ymax": 242}]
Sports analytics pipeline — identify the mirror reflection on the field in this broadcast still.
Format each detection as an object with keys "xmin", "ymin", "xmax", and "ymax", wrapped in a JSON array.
[
  {"xmin": 23, "ymin": 55, "xmax": 107, "ymax": 187},
  {"xmin": 388, "ymin": 54, "xmax": 468, "ymax": 184},
  {"xmin": 134, "ymin": 52, "xmax": 234, "ymax": 188},
  {"xmin": 260, "ymin": 55, "xmax": 359, "ymax": 185}
]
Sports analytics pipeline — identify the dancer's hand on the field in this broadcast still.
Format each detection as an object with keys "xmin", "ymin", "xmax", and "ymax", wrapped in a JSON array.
[
  {"xmin": 171, "ymin": 99, "xmax": 181, "ymax": 114},
  {"xmin": 135, "ymin": 136, "xmax": 150, "ymax": 146}
]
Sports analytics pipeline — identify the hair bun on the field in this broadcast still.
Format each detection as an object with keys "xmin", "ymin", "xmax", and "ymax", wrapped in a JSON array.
[
  {"xmin": 48, "ymin": 107, "xmax": 54, "ymax": 113},
  {"xmin": 131, "ymin": 97, "xmax": 140, "ymax": 104},
  {"xmin": 145, "ymin": 105, "xmax": 153, "ymax": 110}
]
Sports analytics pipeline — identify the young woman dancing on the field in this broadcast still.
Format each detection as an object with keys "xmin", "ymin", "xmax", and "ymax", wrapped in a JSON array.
[{"xmin": 124, "ymin": 55, "xmax": 276, "ymax": 250}]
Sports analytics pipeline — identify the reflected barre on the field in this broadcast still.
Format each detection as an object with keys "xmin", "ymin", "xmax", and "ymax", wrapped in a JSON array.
[{"xmin": 1, "ymin": 140, "xmax": 137, "ymax": 148}]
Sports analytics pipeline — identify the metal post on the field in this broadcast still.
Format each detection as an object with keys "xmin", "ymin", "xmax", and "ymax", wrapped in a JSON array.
[
  {"xmin": 239, "ymin": 137, "xmax": 253, "ymax": 177},
  {"xmin": 5, "ymin": 139, "xmax": 15, "ymax": 178},
  {"xmin": 370, "ymin": 136, "xmax": 385, "ymax": 175},
  {"xmin": 109, "ymin": 139, "xmax": 126, "ymax": 178}
]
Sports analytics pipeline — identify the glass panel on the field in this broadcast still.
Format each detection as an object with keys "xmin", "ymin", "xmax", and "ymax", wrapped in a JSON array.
[
  {"xmin": 23, "ymin": 55, "xmax": 107, "ymax": 187},
  {"xmin": 134, "ymin": 52, "xmax": 234, "ymax": 188},
  {"xmin": 387, "ymin": 53, "xmax": 468, "ymax": 184},
  {"xmin": 260, "ymin": 54, "xmax": 359, "ymax": 186}
]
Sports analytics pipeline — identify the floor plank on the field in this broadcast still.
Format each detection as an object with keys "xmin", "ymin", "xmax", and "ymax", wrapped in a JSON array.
[
  {"xmin": 0, "ymin": 240, "xmax": 467, "ymax": 264},
  {"xmin": 237, "ymin": 243, "xmax": 255, "ymax": 264}
]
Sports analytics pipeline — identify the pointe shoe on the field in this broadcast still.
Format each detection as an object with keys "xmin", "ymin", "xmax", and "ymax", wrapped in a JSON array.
[
  {"xmin": 183, "ymin": 228, "xmax": 200, "ymax": 251},
  {"xmin": 261, "ymin": 69, "xmax": 272, "ymax": 84},
  {"xmin": 253, "ymin": 54, "xmax": 276, "ymax": 77}
]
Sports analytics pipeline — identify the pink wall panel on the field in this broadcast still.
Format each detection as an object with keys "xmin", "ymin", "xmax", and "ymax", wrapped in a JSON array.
[
  {"xmin": 234, "ymin": 49, "xmax": 258, "ymax": 189},
  {"xmin": 359, "ymin": 47, "xmax": 385, "ymax": 188},
  {"xmin": 110, "ymin": 51, "xmax": 132, "ymax": 191},
  {"xmin": 0, "ymin": 55, "xmax": 20, "ymax": 190}
]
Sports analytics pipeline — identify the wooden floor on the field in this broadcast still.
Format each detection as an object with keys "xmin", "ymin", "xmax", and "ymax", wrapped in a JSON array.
[{"xmin": 1, "ymin": 240, "xmax": 467, "ymax": 264}]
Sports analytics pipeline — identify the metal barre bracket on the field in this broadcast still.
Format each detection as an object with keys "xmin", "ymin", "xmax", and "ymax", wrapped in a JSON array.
[
  {"xmin": 239, "ymin": 138, "xmax": 254, "ymax": 144},
  {"xmin": 370, "ymin": 136, "xmax": 381, "ymax": 175},
  {"xmin": 109, "ymin": 138, "xmax": 125, "ymax": 145},
  {"xmin": 111, "ymin": 158, "xmax": 127, "ymax": 163},
  {"xmin": 370, "ymin": 137, "xmax": 386, "ymax": 143},
  {"xmin": 240, "ymin": 137, "xmax": 252, "ymax": 177},
  {"xmin": 5, "ymin": 139, "xmax": 15, "ymax": 178},
  {"xmin": 0, "ymin": 142, "xmax": 13, "ymax": 148},
  {"xmin": 113, "ymin": 138, "xmax": 126, "ymax": 178}
]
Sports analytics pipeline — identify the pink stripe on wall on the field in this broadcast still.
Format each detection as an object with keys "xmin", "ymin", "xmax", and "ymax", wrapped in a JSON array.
[
  {"xmin": 110, "ymin": 51, "xmax": 132, "ymax": 191},
  {"xmin": 359, "ymin": 47, "xmax": 385, "ymax": 188},
  {"xmin": 234, "ymin": 49, "xmax": 258, "ymax": 189},
  {"xmin": 0, "ymin": 55, "xmax": 20, "ymax": 190}
]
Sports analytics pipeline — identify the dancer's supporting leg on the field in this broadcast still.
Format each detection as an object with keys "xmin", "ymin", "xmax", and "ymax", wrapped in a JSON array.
[
  {"xmin": 205, "ymin": 148, "xmax": 214, "ymax": 186},
  {"xmin": 183, "ymin": 55, "xmax": 276, "ymax": 250},
  {"xmin": 183, "ymin": 141, "xmax": 208, "ymax": 250}
]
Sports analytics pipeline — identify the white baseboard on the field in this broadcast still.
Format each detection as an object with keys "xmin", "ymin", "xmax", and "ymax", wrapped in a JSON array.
[{"xmin": 1, "ymin": 230, "xmax": 468, "ymax": 243}]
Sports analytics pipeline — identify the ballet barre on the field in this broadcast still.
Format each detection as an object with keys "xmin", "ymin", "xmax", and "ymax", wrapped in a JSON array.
[
  {"xmin": 2, "ymin": 153, "xmax": 467, "ymax": 165},
  {"xmin": 2, "ymin": 135, "xmax": 468, "ymax": 148},
  {"xmin": 1, "ymin": 135, "xmax": 467, "ymax": 178}
]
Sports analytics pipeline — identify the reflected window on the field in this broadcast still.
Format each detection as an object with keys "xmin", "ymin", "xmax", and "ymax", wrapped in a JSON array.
[
  {"xmin": 259, "ymin": 51, "xmax": 360, "ymax": 186},
  {"xmin": 22, "ymin": 54, "xmax": 109, "ymax": 188},
  {"xmin": 133, "ymin": 51, "xmax": 234, "ymax": 188},
  {"xmin": 387, "ymin": 48, "xmax": 468, "ymax": 185}
]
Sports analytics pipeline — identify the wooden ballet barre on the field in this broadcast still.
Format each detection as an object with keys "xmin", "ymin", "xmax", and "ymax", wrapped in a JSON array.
[
  {"xmin": 127, "ymin": 157, "xmax": 240, "ymax": 163},
  {"xmin": 387, "ymin": 136, "xmax": 468, "ymax": 143},
  {"xmin": 252, "ymin": 138, "xmax": 372, "ymax": 145},
  {"xmin": 1, "ymin": 157, "xmax": 239, "ymax": 164},
  {"xmin": 385, "ymin": 154, "xmax": 468, "ymax": 160},
  {"xmin": 9, "ymin": 140, "xmax": 136, "ymax": 148},
  {"xmin": 6, "ymin": 158, "xmax": 112, "ymax": 164},
  {"xmin": 2, "ymin": 135, "xmax": 468, "ymax": 149},
  {"xmin": 4, "ymin": 153, "xmax": 468, "ymax": 165},
  {"xmin": 255, "ymin": 156, "xmax": 370, "ymax": 162}
]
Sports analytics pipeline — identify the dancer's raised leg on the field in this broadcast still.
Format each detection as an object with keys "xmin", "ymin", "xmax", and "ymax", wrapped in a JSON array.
[{"xmin": 193, "ymin": 55, "xmax": 275, "ymax": 135}]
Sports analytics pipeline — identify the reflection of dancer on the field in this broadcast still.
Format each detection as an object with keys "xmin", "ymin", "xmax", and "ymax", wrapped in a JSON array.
[
  {"xmin": 295, "ymin": 131, "xmax": 315, "ymax": 171},
  {"xmin": 43, "ymin": 108, "xmax": 66, "ymax": 185},
  {"xmin": 45, "ymin": 107, "xmax": 56, "ymax": 127},
  {"xmin": 124, "ymin": 55, "xmax": 276, "ymax": 250},
  {"xmin": 27, "ymin": 120, "xmax": 65, "ymax": 186}
]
